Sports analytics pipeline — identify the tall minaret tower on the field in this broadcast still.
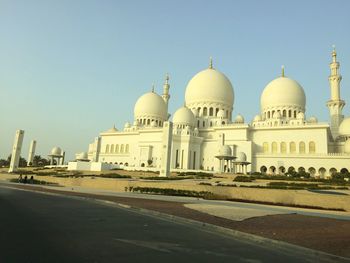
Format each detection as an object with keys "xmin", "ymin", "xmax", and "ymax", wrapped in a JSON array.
[
  {"xmin": 327, "ymin": 46, "xmax": 345, "ymax": 140},
  {"xmin": 162, "ymin": 73, "xmax": 170, "ymax": 118}
]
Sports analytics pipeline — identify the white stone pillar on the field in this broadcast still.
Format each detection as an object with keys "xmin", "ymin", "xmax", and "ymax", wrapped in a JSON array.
[
  {"xmin": 27, "ymin": 140, "xmax": 36, "ymax": 166},
  {"xmin": 9, "ymin": 130, "xmax": 25, "ymax": 173}
]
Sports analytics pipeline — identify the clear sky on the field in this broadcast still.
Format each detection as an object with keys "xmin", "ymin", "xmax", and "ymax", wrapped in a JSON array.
[{"xmin": 1, "ymin": 0, "xmax": 350, "ymax": 161}]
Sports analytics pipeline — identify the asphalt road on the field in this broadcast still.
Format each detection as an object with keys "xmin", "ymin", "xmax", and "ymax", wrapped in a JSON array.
[{"xmin": 0, "ymin": 185, "xmax": 339, "ymax": 263}]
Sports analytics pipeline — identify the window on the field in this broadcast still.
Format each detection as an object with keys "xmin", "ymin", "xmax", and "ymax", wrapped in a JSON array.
[
  {"xmin": 263, "ymin": 142, "xmax": 269, "ymax": 153},
  {"xmin": 203, "ymin": 107, "xmax": 207, "ymax": 116},
  {"xmin": 309, "ymin": 141, "xmax": 316, "ymax": 153},
  {"xmin": 290, "ymin": 142, "xmax": 296, "ymax": 153},
  {"xmin": 209, "ymin": 107, "xmax": 213, "ymax": 116},
  {"xmin": 105, "ymin": 144, "xmax": 109, "ymax": 153},
  {"xmin": 283, "ymin": 110, "xmax": 286, "ymax": 117},
  {"xmin": 299, "ymin": 141, "xmax": 305, "ymax": 154},
  {"xmin": 125, "ymin": 144, "xmax": 129, "ymax": 153},
  {"xmin": 110, "ymin": 144, "xmax": 114, "ymax": 153},
  {"xmin": 120, "ymin": 144, "xmax": 124, "ymax": 153},
  {"xmin": 280, "ymin": 142, "xmax": 287, "ymax": 153},
  {"xmin": 272, "ymin": 142, "xmax": 277, "ymax": 153},
  {"xmin": 115, "ymin": 144, "xmax": 119, "ymax": 153}
]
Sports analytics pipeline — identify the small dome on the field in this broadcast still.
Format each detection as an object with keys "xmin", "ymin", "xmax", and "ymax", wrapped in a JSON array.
[
  {"xmin": 173, "ymin": 106, "xmax": 196, "ymax": 127},
  {"xmin": 297, "ymin": 112, "xmax": 305, "ymax": 119},
  {"xmin": 219, "ymin": 145, "xmax": 232, "ymax": 156},
  {"xmin": 185, "ymin": 68, "xmax": 234, "ymax": 109},
  {"xmin": 344, "ymin": 139, "xmax": 350, "ymax": 153},
  {"xmin": 51, "ymin": 147, "xmax": 62, "ymax": 156},
  {"xmin": 77, "ymin": 152, "xmax": 88, "ymax": 160},
  {"xmin": 309, "ymin": 116, "xmax": 318, "ymax": 123},
  {"xmin": 124, "ymin": 122, "xmax": 131, "ymax": 128},
  {"xmin": 217, "ymin": 109, "xmax": 226, "ymax": 118},
  {"xmin": 134, "ymin": 92, "xmax": 167, "ymax": 121},
  {"xmin": 339, "ymin": 117, "xmax": 350, "ymax": 136},
  {"xmin": 104, "ymin": 125, "xmax": 118, "ymax": 133},
  {"xmin": 261, "ymin": 76, "xmax": 306, "ymax": 114},
  {"xmin": 236, "ymin": 152, "xmax": 247, "ymax": 162},
  {"xmin": 253, "ymin": 115, "xmax": 261, "ymax": 122},
  {"xmin": 235, "ymin": 114, "xmax": 244, "ymax": 123}
]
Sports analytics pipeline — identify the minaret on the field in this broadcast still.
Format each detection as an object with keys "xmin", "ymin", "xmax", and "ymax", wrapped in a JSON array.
[
  {"xmin": 327, "ymin": 46, "xmax": 345, "ymax": 140},
  {"xmin": 27, "ymin": 140, "xmax": 36, "ymax": 166},
  {"xmin": 9, "ymin": 130, "xmax": 25, "ymax": 173},
  {"xmin": 162, "ymin": 74, "xmax": 171, "ymax": 120},
  {"xmin": 162, "ymin": 74, "xmax": 170, "ymax": 111}
]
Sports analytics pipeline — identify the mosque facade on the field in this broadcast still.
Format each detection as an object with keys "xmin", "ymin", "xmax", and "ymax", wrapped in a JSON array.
[{"xmin": 81, "ymin": 49, "xmax": 350, "ymax": 177}]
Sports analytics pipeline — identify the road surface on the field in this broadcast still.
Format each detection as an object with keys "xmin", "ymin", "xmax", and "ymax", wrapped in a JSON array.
[{"xmin": 0, "ymin": 185, "xmax": 343, "ymax": 262}]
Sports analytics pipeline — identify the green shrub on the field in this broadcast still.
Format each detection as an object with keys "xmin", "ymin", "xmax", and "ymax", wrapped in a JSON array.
[
  {"xmin": 233, "ymin": 176, "xmax": 254, "ymax": 182},
  {"xmin": 132, "ymin": 187, "xmax": 214, "ymax": 199},
  {"xmin": 9, "ymin": 178, "xmax": 58, "ymax": 186}
]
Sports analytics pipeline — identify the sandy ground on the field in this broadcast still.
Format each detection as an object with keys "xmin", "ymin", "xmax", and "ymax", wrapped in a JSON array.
[{"xmin": 2, "ymin": 182, "xmax": 350, "ymax": 259}]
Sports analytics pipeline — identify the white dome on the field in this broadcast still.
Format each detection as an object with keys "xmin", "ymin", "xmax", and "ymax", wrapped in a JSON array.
[
  {"xmin": 217, "ymin": 109, "xmax": 226, "ymax": 118},
  {"xmin": 261, "ymin": 76, "xmax": 306, "ymax": 114},
  {"xmin": 309, "ymin": 116, "xmax": 318, "ymax": 123},
  {"xmin": 51, "ymin": 147, "xmax": 62, "ymax": 156},
  {"xmin": 339, "ymin": 117, "xmax": 350, "ymax": 136},
  {"xmin": 77, "ymin": 152, "xmax": 88, "ymax": 160},
  {"xmin": 185, "ymin": 68, "xmax": 234, "ymax": 109},
  {"xmin": 124, "ymin": 122, "xmax": 131, "ymax": 128},
  {"xmin": 134, "ymin": 92, "xmax": 167, "ymax": 121},
  {"xmin": 219, "ymin": 145, "xmax": 232, "ymax": 156},
  {"xmin": 235, "ymin": 114, "xmax": 244, "ymax": 123},
  {"xmin": 344, "ymin": 139, "xmax": 350, "ymax": 153},
  {"xmin": 236, "ymin": 152, "xmax": 247, "ymax": 162},
  {"xmin": 173, "ymin": 106, "xmax": 196, "ymax": 127},
  {"xmin": 253, "ymin": 115, "xmax": 261, "ymax": 122}
]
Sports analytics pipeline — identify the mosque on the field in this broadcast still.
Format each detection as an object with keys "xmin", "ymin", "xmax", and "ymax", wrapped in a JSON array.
[{"xmin": 72, "ymin": 48, "xmax": 350, "ymax": 178}]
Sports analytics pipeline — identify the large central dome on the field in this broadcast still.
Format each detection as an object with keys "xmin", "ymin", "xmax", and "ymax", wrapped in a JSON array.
[
  {"xmin": 185, "ymin": 67, "xmax": 234, "ymax": 110},
  {"xmin": 260, "ymin": 76, "xmax": 306, "ymax": 118}
]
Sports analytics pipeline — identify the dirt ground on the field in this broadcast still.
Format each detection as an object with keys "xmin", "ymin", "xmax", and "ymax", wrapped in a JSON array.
[{"xmin": 5, "ymin": 183, "xmax": 350, "ymax": 258}]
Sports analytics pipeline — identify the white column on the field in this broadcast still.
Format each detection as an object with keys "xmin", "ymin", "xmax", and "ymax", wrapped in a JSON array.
[
  {"xmin": 9, "ymin": 130, "xmax": 25, "ymax": 173},
  {"xmin": 27, "ymin": 140, "xmax": 36, "ymax": 166}
]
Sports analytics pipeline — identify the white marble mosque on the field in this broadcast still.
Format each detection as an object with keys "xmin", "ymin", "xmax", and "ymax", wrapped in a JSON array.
[{"xmin": 69, "ymin": 48, "xmax": 350, "ymax": 177}]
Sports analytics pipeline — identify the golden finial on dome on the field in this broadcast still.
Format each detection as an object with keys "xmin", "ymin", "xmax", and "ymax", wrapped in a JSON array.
[
  {"xmin": 281, "ymin": 65, "xmax": 285, "ymax": 77},
  {"xmin": 332, "ymin": 44, "xmax": 337, "ymax": 62},
  {"xmin": 151, "ymin": 83, "xmax": 155, "ymax": 93},
  {"xmin": 165, "ymin": 73, "xmax": 169, "ymax": 84},
  {"xmin": 209, "ymin": 56, "xmax": 213, "ymax": 69}
]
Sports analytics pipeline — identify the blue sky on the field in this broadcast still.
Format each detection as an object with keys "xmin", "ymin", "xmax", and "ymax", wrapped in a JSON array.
[{"xmin": 1, "ymin": 0, "xmax": 350, "ymax": 161}]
